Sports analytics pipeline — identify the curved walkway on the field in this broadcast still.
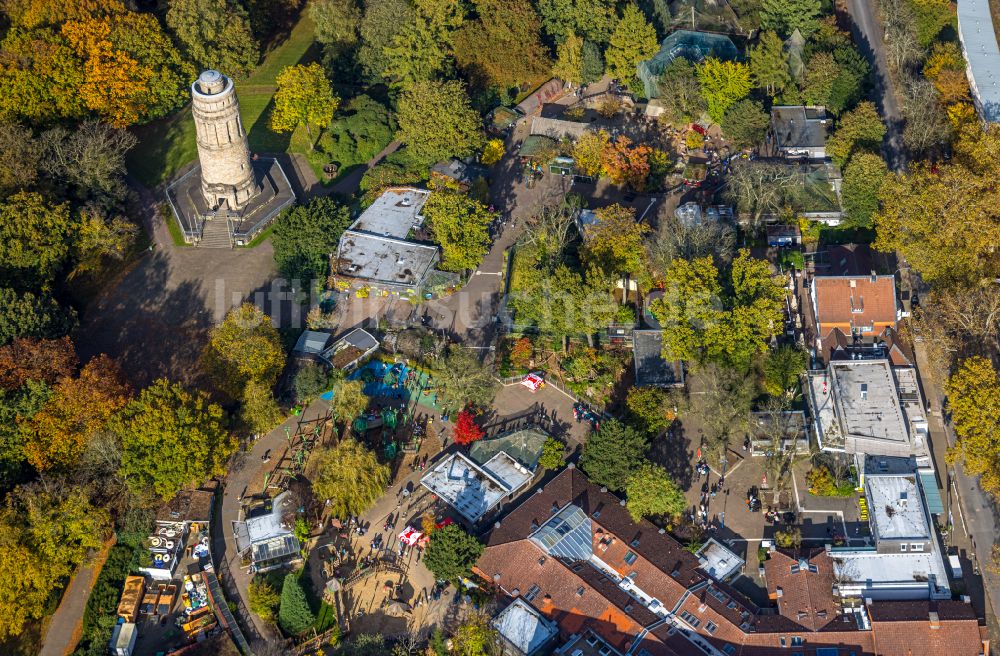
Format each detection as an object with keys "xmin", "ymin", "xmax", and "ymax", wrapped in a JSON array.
[{"xmin": 217, "ymin": 400, "xmax": 332, "ymax": 643}]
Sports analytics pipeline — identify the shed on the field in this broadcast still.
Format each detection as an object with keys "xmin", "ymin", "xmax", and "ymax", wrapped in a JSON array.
[
  {"xmin": 515, "ymin": 78, "xmax": 566, "ymax": 116},
  {"xmin": 633, "ymin": 330, "xmax": 684, "ymax": 387},
  {"xmin": 518, "ymin": 135, "xmax": 558, "ymax": 161},
  {"xmin": 109, "ymin": 622, "xmax": 137, "ymax": 656},
  {"xmin": 117, "ymin": 576, "xmax": 146, "ymax": 623}
]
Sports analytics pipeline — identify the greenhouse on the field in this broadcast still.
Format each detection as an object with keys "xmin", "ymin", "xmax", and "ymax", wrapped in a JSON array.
[{"xmin": 638, "ymin": 30, "xmax": 740, "ymax": 99}]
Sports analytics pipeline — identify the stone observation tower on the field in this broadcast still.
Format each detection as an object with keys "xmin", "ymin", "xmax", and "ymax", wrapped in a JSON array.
[
  {"xmin": 165, "ymin": 70, "xmax": 294, "ymax": 247},
  {"xmin": 191, "ymin": 70, "xmax": 260, "ymax": 210}
]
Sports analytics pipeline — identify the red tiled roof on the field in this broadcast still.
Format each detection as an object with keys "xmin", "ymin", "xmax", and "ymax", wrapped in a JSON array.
[
  {"xmin": 763, "ymin": 549, "xmax": 838, "ymax": 631},
  {"xmin": 812, "ymin": 275, "xmax": 897, "ymax": 336},
  {"xmin": 477, "ymin": 469, "xmax": 985, "ymax": 656},
  {"xmin": 870, "ymin": 600, "xmax": 985, "ymax": 656}
]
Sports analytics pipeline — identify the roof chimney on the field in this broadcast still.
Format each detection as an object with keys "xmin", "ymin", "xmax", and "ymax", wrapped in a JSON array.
[{"xmin": 928, "ymin": 611, "xmax": 940, "ymax": 629}]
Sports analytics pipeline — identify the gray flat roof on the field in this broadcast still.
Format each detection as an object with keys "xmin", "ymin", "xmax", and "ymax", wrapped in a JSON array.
[
  {"xmin": 493, "ymin": 598, "xmax": 558, "ymax": 656},
  {"xmin": 349, "ymin": 187, "xmax": 429, "ymax": 238},
  {"xmin": 336, "ymin": 232, "xmax": 439, "ymax": 286},
  {"xmin": 294, "ymin": 330, "xmax": 331, "ymax": 355},
  {"xmin": 830, "ymin": 360, "xmax": 909, "ymax": 444},
  {"xmin": 831, "ymin": 549, "xmax": 950, "ymax": 599},
  {"xmin": 771, "ymin": 105, "xmax": 829, "ymax": 150},
  {"xmin": 633, "ymin": 330, "xmax": 684, "ymax": 387},
  {"xmin": 421, "ymin": 452, "xmax": 531, "ymax": 523},
  {"xmin": 958, "ymin": 0, "xmax": 1000, "ymax": 122},
  {"xmin": 696, "ymin": 538, "xmax": 745, "ymax": 581},
  {"xmin": 468, "ymin": 428, "xmax": 549, "ymax": 472},
  {"xmin": 866, "ymin": 474, "xmax": 930, "ymax": 541}
]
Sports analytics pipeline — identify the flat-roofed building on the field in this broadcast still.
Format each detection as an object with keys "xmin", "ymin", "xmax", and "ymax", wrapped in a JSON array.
[
  {"xmin": 807, "ymin": 359, "xmax": 927, "ymax": 458},
  {"xmin": 957, "ymin": 0, "xmax": 1000, "ymax": 122},
  {"xmin": 334, "ymin": 188, "xmax": 439, "ymax": 289}
]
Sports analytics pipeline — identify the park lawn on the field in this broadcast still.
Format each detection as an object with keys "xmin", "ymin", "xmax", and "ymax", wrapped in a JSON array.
[{"xmin": 127, "ymin": 14, "xmax": 319, "ymax": 187}]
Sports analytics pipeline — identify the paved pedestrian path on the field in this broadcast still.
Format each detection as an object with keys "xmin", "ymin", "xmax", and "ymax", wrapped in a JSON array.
[{"xmin": 40, "ymin": 536, "xmax": 116, "ymax": 656}]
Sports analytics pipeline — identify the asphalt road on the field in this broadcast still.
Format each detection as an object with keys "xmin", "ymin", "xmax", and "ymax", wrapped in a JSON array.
[{"xmin": 843, "ymin": 0, "xmax": 907, "ymax": 171}]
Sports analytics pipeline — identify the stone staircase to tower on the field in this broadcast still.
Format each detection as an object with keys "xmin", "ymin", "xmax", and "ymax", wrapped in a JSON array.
[
  {"xmin": 198, "ymin": 216, "xmax": 233, "ymax": 248},
  {"xmin": 197, "ymin": 201, "xmax": 238, "ymax": 248}
]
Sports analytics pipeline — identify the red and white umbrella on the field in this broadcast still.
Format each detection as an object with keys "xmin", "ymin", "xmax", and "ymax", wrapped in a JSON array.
[
  {"xmin": 398, "ymin": 527, "xmax": 423, "ymax": 546},
  {"xmin": 521, "ymin": 373, "xmax": 545, "ymax": 392}
]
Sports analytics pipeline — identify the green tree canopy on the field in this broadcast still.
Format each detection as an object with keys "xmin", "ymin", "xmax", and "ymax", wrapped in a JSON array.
[
  {"xmin": 383, "ymin": 0, "xmax": 462, "ymax": 86},
  {"xmin": 270, "ymin": 62, "xmax": 340, "ymax": 145},
  {"xmin": 653, "ymin": 58, "xmax": 707, "ymax": 124},
  {"xmin": 166, "ymin": 0, "xmax": 260, "ymax": 78},
  {"xmin": 357, "ymin": 0, "xmax": 414, "ymax": 83},
  {"xmin": 945, "ymin": 357, "xmax": 1000, "ymax": 501},
  {"xmin": 625, "ymin": 462, "xmax": 687, "ymax": 521},
  {"xmin": 652, "ymin": 250, "xmax": 784, "ymax": 369},
  {"xmin": 826, "ymin": 101, "xmax": 886, "ymax": 167},
  {"xmin": 552, "ymin": 32, "xmax": 585, "ymax": 85},
  {"xmin": 0, "ymin": 191, "xmax": 73, "ymax": 285},
  {"xmin": 310, "ymin": 0, "xmax": 362, "ymax": 55},
  {"xmin": 433, "ymin": 346, "xmax": 500, "ymax": 410},
  {"xmin": 306, "ymin": 438, "xmax": 389, "ymax": 518},
  {"xmin": 581, "ymin": 40, "xmax": 606, "ymax": 84},
  {"xmin": 537, "ymin": 0, "xmax": 617, "ymax": 44},
  {"xmin": 760, "ymin": 0, "xmax": 821, "ymax": 37},
  {"xmin": 748, "ymin": 30, "xmax": 790, "ymax": 96},
  {"xmin": 697, "ymin": 58, "xmax": 752, "ymax": 123},
  {"xmin": 328, "ymin": 379, "xmax": 369, "ymax": 422},
  {"xmin": 203, "ymin": 304, "xmax": 285, "ymax": 397},
  {"xmin": 605, "ymin": 5, "xmax": 659, "ymax": 90},
  {"xmin": 0, "ymin": 485, "xmax": 109, "ymax": 639},
  {"xmin": 278, "ymin": 573, "xmax": 315, "ymax": 636},
  {"xmin": 583, "ymin": 203, "xmax": 650, "ymax": 278},
  {"xmin": 240, "ymin": 379, "xmax": 283, "ymax": 435},
  {"xmin": 0, "ymin": 288, "xmax": 75, "ymax": 345},
  {"xmin": 875, "ymin": 126, "xmax": 1000, "ymax": 287},
  {"xmin": 626, "ymin": 386, "xmax": 682, "ymax": 436},
  {"xmin": 116, "ymin": 379, "xmax": 235, "ymax": 501},
  {"xmin": 721, "ymin": 99, "xmax": 770, "ymax": 149},
  {"xmin": 580, "ymin": 418, "xmax": 648, "ymax": 491},
  {"xmin": 424, "ymin": 523, "xmax": 483, "ymax": 583},
  {"xmin": 396, "ymin": 79, "xmax": 483, "ymax": 166},
  {"xmin": 760, "ymin": 345, "xmax": 807, "ymax": 397},
  {"xmin": 423, "ymin": 190, "xmax": 494, "ymax": 272},
  {"xmin": 272, "ymin": 197, "xmax": 353, "ymax": 282},
  {"xmin": 249, "ymin": 577, "xmax": 281, "ymax": 624},
  {"xmin": 538, "ymin": 437, "xmax": 566, "ymax": 469},
  {"xmin": 841, "ymin": 152, "xmax": 887, "ymax": 228}
]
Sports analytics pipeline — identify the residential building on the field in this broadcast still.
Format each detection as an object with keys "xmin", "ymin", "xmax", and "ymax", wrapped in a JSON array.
[
  {"xmin": 480, "ymin": 468, "xmax": 986, "ymax": 656},
  {"xmin": 810, "ymin": 274, "xmax": 899, "ymax": 349},
  {"xmin": 957, "ymin": 0, "xmax": 1000, "ymax": 122},
  {"xmin": 431, "ymin": 158, "xmax": 488, "ymax": 192},
  {"xmin": 807, "ymin": 359, "xmax": 929, "ymax": 460},
  {"xmin": 770, "ymin": 106, "xmax": 830, "ymax": 159},
  {"xmin": 334, "ymin": 188, "xmax": 439, "ymax": 290},
  {"xmin": 807, "ymin": 359, "xmax": 929, "ymax": 459}
]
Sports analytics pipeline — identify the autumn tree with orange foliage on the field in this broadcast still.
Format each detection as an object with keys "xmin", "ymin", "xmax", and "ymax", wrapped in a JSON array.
[
  {"xmin": 600, "ymin": 136, "xmax": 652, "ymax": 191},
  {"xmin": 0, "ymin": 336, "xmax": 76, "ymax": 391},
  {"xmin": 20, "ymin": 355, "xmax": 130, "ymax": 471},
  {"xmin": 0, "ymin": 0, "xmax": 191, "ymax": 126}
]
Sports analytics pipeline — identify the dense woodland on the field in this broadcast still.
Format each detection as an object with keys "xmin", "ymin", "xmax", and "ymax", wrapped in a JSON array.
[{"xmin": 0, "ymin": 0, "xmax": 996, "ymax": 653}]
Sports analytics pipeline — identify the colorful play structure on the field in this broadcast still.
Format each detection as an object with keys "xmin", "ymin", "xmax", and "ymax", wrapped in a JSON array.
[{"xmin": 324, "ymin": 359, "xmax": 442, "ymax": 462}]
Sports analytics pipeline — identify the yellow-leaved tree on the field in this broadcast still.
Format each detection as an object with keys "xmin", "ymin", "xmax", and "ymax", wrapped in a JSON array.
[
  {"xmin": 270, "ymin": 62, "xmax": 340, "ymax": 148},
  {"xmin": 945, "ymin": 357, "xmax": 1000, "ymax": 501}
]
